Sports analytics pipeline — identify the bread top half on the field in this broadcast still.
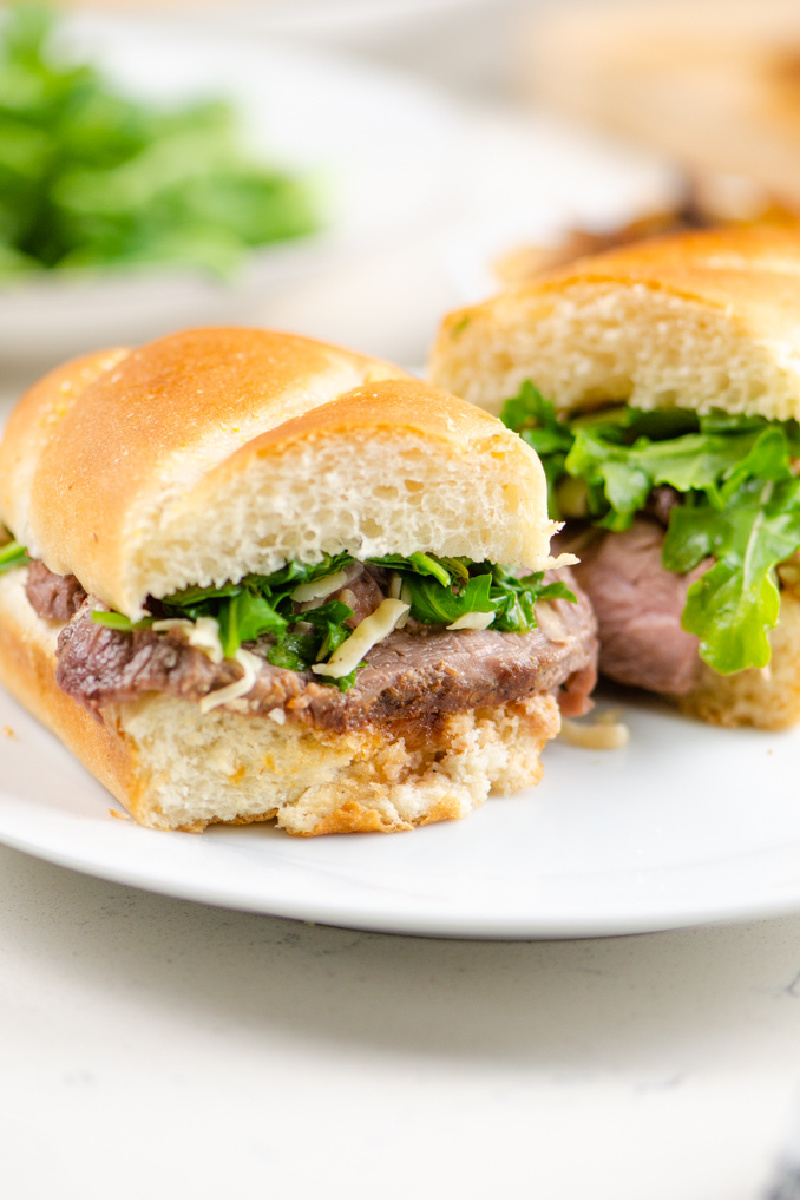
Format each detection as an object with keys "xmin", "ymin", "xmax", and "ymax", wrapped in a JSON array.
[
  {"xmin": 429, "ymin": 226, "xmax": 800, "ymax": 420},
  {"xmin": 0, "ymin": 327, "xmax": 556, "ymax": 618}
]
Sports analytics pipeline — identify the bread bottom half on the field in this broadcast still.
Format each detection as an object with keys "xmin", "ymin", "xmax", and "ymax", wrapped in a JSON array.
[
  {"xmin": 0, "ymin": 570, "xmax": 560, "ymax": 835},
  {"xmin": 674, "ymin": 591, "xmax": 800, "ymax": 731}
]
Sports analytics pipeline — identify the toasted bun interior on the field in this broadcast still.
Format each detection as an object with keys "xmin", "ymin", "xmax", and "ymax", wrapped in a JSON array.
[
  {"xmin": 429, "ymin": 227, "xmax": 800, "ymax": 420},
  {"xmin": 0, "ymin": 328, "xmax": 556, "ymax": 618}
]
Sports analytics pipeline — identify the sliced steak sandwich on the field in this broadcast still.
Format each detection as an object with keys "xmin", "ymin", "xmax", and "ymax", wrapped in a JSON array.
[
  {"xmin": 429, "ymin": 226, "xmax": 800, "ymax": 729},
  {"xmin": 0, "ymin": 327, "xmax": 596, "ymax": 835}
]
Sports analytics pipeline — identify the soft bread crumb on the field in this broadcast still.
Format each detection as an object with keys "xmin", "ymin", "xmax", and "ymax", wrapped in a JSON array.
[
  {"xmin": 122, "ymin": 424, "xmax": 550, "ymax": 617},
  {"xmin": 2, "ymin": 725, "xmax": 14, "ymax": 738},
  {"xmin": 118, "ymin": 693, "xmax": 560, "ymax": 835},
  {"xmin": 432, "ymin": 285, "xmax": 800, "ymax": 420}
]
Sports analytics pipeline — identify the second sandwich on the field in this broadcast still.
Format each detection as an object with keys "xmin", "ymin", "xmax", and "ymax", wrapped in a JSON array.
[{"xmin": 430, "ymin": 227, "xmax": 800, "ymax": 730}]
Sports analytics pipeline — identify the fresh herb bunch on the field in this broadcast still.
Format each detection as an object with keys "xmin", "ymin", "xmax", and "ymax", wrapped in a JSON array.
[
  {"xmin": 90, "ymin": 551, "xmax": 575, "ymax": 690},
  {"xmin": 501, "ymin": 380, "xmax": 800, "ymax": 675},
  {"xmin": 0, "ymin": 4, "xmax": 319, "ymax": 278}
]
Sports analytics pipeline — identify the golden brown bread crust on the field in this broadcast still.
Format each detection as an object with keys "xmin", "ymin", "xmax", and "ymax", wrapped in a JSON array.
[{"xmin": 528, "ymin": 225, "xmax": 800, "ymax": 304}]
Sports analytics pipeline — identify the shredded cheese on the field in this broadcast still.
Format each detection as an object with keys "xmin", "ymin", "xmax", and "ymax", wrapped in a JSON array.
[
  {"xmin": 311, "ymin": 598, "xmax": 409, "ymax": 679},
  {"xmin": 560, "ymin": 716, "xmax": 630, "ymax": 751},
  {"xmin": 152, "ymin": 616, "xmax": 223, "ymax": 663},
  {"xmin": 291, "ymin": 569, "xmax": 351, "ymax": 605},
  {"xmin": 446, "ymin": 610, "xmax": 495, "ymax": 631},
  {"xmin": 535, "ymin": 602, "xmax": 572, "ymax": 645},
  {"xmin": 199, "ymin": 648, "xmax": 261, "ymax": 714}
]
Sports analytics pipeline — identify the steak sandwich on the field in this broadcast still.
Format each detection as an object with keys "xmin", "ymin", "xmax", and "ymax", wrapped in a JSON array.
[
  {"xmin": 0, "ymin": 327, "xmax": 596, "ymax": 835},
  {"xmin": 430, "ymin": 227, "xmax": 800, "ymax": 729}
]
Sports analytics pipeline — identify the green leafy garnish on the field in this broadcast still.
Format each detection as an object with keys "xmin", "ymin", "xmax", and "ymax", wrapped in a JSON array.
[
  {"xmin": 159, "ymin": 556, "xmax": 357, "ymax": 682},
  {"xmin": 0, "ymin": 539, "xmax": 29, "ymax": 573},
  {"xmin": 501, "ymin": 382, "xmax": 573, "ymax": 513},
  {"xmin": 89, "ymin": 550, "xmax": 576, "ymax": 690},
  {"xmin": 0, "ymin": 4, "xmax": 319, "ymax": 278},
  {"xmin": 372, "ymin": 557, "xmax": 575, "ymax": 631},
  {"xmin": 91, "ymin": 610, "xmax": 133, "ymax": 632},
  {"xmin": 501, "ymin": 380, "xmax": 800, "ymax": 674},
  {"xmin": 90, "ymin": 610, "xmax": 154, "ymax": 631}
]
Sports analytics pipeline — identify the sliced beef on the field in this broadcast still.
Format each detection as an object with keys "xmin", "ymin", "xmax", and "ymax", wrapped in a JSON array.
[
  {"xmin": 562, "ymin": 518, "xmax": 709, "ymax": 695},
  {"xmin": 56, "ymin": 612, "xmax": 242, "ymax": 707},
  {"xmin": 55, "ymin": 568, "xmax": 597, "ymax": 731},
  {"xmin": 25, "ymin": 561, "xmax": 87, "ymax": 623},
  {"xmin": 334, "ymin": 563, "xmax": 387, "ymax": 628},
  {"xmin": 294, "ymin": 563, "xmax": 386, "ymax": 627}
]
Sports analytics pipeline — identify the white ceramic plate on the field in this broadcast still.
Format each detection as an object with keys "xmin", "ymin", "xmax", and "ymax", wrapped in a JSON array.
[
  {"xmin": 0, "ymin": 13, "xmax": 463, "ymax": 362},
  {"xmin": 1, "ymin": 683, "xmax": 799, "ymax": 938}
]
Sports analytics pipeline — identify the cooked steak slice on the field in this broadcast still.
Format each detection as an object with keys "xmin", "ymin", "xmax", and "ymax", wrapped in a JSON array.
[
  {"xmin": 54, "ymin": 569, "xmax": 597, "ymax": 731},
  {"xmin": 333, "ymin": 563, "xmax": 387, "ymax": 628},
  {"xmin": 25, "ymin": 560, "xmax": 87, "ymax": 623},
  {"xmin": 565, "ymin": 518, "xmax": 708, "ymax": 695}
]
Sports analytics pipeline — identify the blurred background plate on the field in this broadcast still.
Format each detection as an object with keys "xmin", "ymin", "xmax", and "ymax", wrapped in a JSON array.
[{"xmin": 0, "ymin": 11, "xmax": 465, "ymax": 367}]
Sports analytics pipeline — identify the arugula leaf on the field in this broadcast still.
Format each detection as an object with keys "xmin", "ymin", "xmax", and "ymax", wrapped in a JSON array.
[
  {"xmin": 500, "ymin": 382, "xmax": 573, "ymax": 513},
  {"xmin": 501, "ymin": 379, "xmax": 800, "ymax": 674},
  {"xmin": 267, "ymin": 632, "xmax": 317, "ymax": 672},
  {"xmin": 163, "ymin": 582, "xmax": 243, "ymax": 607},
  {"xmin": 91, "ymin": 610, "xmax": 133, "ymax": 631},
  {"xmin": 0, "ymin": 539, "xmax": 29, "ymax": 574},
  {"xmin": 366, "ymin": 551, "xmax": 456, "ymax": 584},
  {"xmin": 299, "ymin": 599, "xmax": 353, "ymax": 628},
  {"xmin": 661, "ymin": 501, "xmax": 720, "ymax": 574},
  {"xmin": 406, "ymin": 571, "xmax": 498, "ymax": 626},
  {"xmin": 297, "ymin": 599, "xmax": 355, "ymax": 663},
  {"xmin": 246, "ymin": 553, "xmax": 355, "ymax": 594},
  {"xmin": 0, "ymin": 4, "xmax": 320, "ymax": 278},
  {"xmin": 681, "ymin": 478, "xmax": 800, "ymax": 673},
  {"xmin": 91, "ymin": 610, "xmax": 154, "ymax": 631},
  {"xmin": 399, "ymin": 561, "xmax": 575, "ymax": 632},
  {"xmin": 217, "ymin": 591, "xmax": 287, "ymax": 659}
]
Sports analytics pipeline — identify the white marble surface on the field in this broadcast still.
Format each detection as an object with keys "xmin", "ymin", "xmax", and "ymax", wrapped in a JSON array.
[{"xmin": 1, "ymin": 842, "xmax": 800, "ymax": 1198}]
